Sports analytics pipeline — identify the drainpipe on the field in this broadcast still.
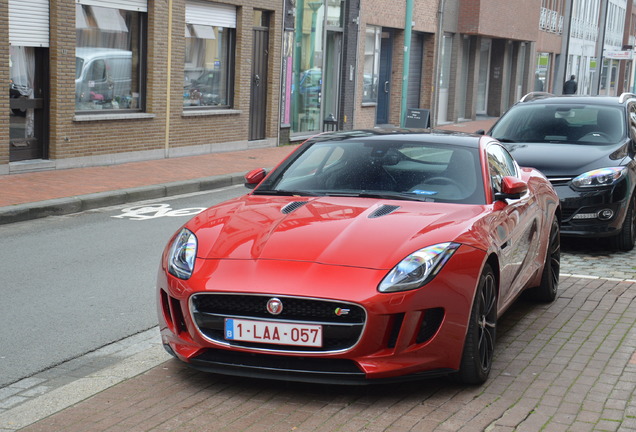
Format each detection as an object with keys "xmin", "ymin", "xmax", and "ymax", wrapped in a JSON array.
[
  {"xmin": 165, "ymin": 0, "xmax": 173, "ymax": 158},
  {"xmin": 400, "ymin": 0, "xmax": 414, "ymax": 127}
]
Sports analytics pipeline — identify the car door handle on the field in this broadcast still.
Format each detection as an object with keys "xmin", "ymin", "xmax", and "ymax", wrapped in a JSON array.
[
  {"xmin": 254, "ymin": 74, "xmax": 261, "ymax": 87},
  {"xmin": 384, "ymin": 81, "xmax": 389, "ymax": 94}
]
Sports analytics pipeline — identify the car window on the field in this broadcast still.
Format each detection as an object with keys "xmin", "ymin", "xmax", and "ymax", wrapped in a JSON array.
[
  {"xmin": 629, "ymin": 103, "xmax": 636, "ymax": 139},
  {"xmin": 264, "ymin": 140, "xmax": 486, "ymax": 204},
  {"xmin": 491, "ymin": 104, "xmax": 625, "ymax": 144},
  {"xmin": 487, "ymin": 144, "xmax": 517, "ymax": 194}
]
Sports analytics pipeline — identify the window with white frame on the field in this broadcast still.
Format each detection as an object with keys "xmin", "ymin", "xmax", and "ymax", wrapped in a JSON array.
[
  {"xmin": 75, "ymin": 1, "xmax": 146, "ymax": 112},
  {"xmin": 363, "ymin": 25, "xmax": 381, "ymax": 104},
  {"xmin": 184, "ymin": 1, "xmax": 236, "ymax": 108}
]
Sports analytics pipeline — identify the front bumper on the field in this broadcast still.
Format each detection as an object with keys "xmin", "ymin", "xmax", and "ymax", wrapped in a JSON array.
[
  {"xmin": 157, "ymin": 245, "xmax": 485, "ymax": 383},
  {"xmin": 553, "ymin": 182, "xmax": 630, "ymax": 237}
]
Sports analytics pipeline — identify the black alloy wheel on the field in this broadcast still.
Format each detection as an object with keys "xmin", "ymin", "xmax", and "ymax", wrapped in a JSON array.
[
  {"xmin": 528, "ymin": 216, "xmax": 560, "ymax": 303},
  {"xmin": 454, "ymin": 264, "xmax": 497, "ymax": 385}
]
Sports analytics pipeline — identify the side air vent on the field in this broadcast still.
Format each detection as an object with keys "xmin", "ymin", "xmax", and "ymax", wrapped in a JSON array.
[
  {"xmin": 369, "ymin": 204, "xmax": 400, "ymax": 218},
  {"xmin": 281, "ymin": 201, "xmax": 308, "ymax": 214}
]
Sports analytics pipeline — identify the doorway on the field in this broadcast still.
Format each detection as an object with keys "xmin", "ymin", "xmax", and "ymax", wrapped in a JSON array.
[
  {"xmin": 321, "ymin": 30, "xmax": 342, "ymax": 128},
  {"xmin": 376, "ymin": 30, "xmax": 393, "ymax": 125},
  {"xmin": 9, "ymin": 46, "xmax": 48, "ymax": 162},
  {"xmin": 476, "ymin": 39, "xmax": 491, "ymax": 115},
  {"xmin": 250, "ymin": 11, "xmax": 269, "ymax": 141}
]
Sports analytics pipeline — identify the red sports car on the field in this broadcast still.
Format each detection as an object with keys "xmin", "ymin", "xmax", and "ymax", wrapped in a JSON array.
[{"xmin": 157, "ymin": 129, "xmax": 561, "ymax": 385}]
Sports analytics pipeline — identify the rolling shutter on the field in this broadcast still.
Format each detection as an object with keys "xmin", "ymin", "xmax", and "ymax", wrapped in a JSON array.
[
  {"xmin": 186, "ymin": 1, "xmax": 237, "ymax": 28},
  {"xmin": 76, "ymin": 0, "xmax": 148, "ymax": 13},
  {"xmin": 9, "ymin": 0, "xmax": 49, "ymax": 47}
]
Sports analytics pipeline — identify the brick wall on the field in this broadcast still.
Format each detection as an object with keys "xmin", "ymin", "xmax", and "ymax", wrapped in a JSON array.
[{"xmin": 459, "ymin": 0, "xmax": 541, "ymax": 40}]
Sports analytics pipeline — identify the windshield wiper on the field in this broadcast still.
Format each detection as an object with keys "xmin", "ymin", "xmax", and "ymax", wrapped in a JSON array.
[
  {"xmin": 252, "ymin": 189, "xmax": 322, "ymax": 197},
  {"xmin": 495, "ymin": 137, "xmax": 517, "ymax": 143},
  {"xmin": 327, "ymin": 191, "xmax": 433, "ymax": 202}
]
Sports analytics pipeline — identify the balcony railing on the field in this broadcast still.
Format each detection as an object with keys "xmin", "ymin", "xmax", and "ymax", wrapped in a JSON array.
[{"xmin": 540, "ymin": 7, "xmax": 563, "ymax": 35}]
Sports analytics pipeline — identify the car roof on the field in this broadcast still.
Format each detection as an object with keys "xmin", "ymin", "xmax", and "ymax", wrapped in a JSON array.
[
  {"xmin": 517, "ymin": 92, "xmax": 636, "ymax": 106},
  {"xmin": 309, "ymin": 128, "xmax": 485, "ymax": 149},
  {"xmin": 75, "ymin": 47, "xmax": 132, "ymax": 60}
]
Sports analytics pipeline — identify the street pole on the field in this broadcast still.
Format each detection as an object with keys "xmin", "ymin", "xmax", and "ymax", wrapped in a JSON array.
[
  {"xmin": 400, "ymin": 0, "xmax": 414, "ymax": 127},
  {"xmin": 555, "ymin": 0, "xmax": 572, "ymax": 95},
  {"xmin": 592, "ymin": 0, "xmax": 609, "ymax": 95}
]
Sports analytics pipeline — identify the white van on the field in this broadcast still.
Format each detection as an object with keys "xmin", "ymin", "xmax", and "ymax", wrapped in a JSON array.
[{"xmin": 75, "ymin": 48, "xmax": 132, "ymax": 108}]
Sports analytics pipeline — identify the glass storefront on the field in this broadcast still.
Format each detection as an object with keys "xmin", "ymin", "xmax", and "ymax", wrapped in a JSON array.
[{"xmin": 290, "ymin": 0, "xmax": 343, "ymax": 136}]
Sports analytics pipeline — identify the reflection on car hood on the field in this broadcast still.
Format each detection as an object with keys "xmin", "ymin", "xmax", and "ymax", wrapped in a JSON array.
[
  {"xmin": 186, "ymin": 195, "xmax": 487, "ymax": 270},
  {"xmin": 503, "ymin": 141, "xmax": 629, "ymax": 177}
]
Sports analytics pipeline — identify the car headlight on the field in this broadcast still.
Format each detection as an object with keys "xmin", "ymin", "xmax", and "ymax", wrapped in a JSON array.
[
  {"xmin": 571, "ymin": 167, "xmax": 626, "ymax": 188},
  {"xmin": 378, "ymin": 242, "xmax": 460, "ymax": 293},
  {"xmin": 167, "ymin": 228, "xmax": 198, "ymax": 279}
]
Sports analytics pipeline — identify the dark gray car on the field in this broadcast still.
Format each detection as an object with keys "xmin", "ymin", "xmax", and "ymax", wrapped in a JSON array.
[{"xmin": 486, "ymin": 93, "xmax": 636, "ymax": 251}]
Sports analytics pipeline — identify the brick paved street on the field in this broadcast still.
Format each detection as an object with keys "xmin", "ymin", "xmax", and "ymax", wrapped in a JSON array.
[{"xmin": 0, "ymin": 271, "xmax": 633, "ymax": 432}]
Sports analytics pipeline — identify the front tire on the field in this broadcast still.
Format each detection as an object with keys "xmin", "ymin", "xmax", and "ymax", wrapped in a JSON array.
[
  {"xmin": 454, "ymin": 264, "xmax": 497, "ymax": 385},
  {"xmin": 612, "ymin": 194, "xmax": 636, "ymax": 251},
  {"xmin": 527, "ymin": 217, "xmax": 560, "ymax": 303}
]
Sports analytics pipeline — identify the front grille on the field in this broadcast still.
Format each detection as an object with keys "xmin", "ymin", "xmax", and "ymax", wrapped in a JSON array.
[
  {"xmin": 561, "ymin": 207, "xmax": 575, "ymax": 221},
  {"xmin": 190, "ymin": 294, "xmax": 366, "ymax": 353},
  {"xmin": 548, "ymin": 177, "xmax": 572, "ymax": 187}
]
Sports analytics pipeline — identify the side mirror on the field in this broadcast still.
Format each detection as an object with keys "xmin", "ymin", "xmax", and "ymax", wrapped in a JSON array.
[
  {"xmin": 494, "ymin": 176, "xmax": 528, "ymax": 201},
  {"xmin": 475, "ymin": 129, "xmax": 486, "ymax": 135},
  {"xmin": 244, "ymin": 168, "xmax": 267, "ymax": 189}
]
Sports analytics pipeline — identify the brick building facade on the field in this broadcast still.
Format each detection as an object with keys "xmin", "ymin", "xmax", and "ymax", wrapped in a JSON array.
[
  {"xmin": 3, "ymin": 0, "xmax": 282, "ymax": 175},
  {"xmin": 7, "ymin": 0, "xmax": 617, "ymax": 176}
]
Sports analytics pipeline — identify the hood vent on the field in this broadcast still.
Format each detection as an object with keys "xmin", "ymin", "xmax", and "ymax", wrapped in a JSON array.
[
  {"xmin": 369, "ymin": 204, "xmax": 400, "ymax": 218},
  {"xmin": 281, "ymin": 201, "xmax": 308, "ymax": 214}
]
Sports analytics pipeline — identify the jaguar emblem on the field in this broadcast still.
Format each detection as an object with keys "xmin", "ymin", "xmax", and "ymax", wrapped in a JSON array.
[{"xmin": 266, "ymin": 298, "xmax": 283, "ymax": 315}]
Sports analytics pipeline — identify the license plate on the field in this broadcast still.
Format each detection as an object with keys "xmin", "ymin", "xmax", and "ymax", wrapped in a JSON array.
[{"xmin": 225, "ymin": 318, "xmax": 322, "ymax": 347}]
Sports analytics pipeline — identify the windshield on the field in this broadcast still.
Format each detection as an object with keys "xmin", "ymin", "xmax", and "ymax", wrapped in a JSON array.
[
  {"xmin": 254, "ymin": 138, "xmax": 486, "ymax": 204},
  {"xmin": 491, "ymin": 104, "xmax": 625, "ymax": 145}
]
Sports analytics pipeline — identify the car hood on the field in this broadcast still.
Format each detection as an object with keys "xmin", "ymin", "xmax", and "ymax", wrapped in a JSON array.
[
  {"xmin": 503, "ymin": 141, "xmax": 630, "ymax": 177},
  {"xmin": 185, "ymin": 195, "xmax": 488, "ymax": 270}
]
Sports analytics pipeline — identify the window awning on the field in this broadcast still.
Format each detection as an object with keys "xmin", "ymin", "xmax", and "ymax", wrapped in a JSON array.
[
  {"xmin": 91, "ymin": 5, "xmax": 128, "ymax": 33},
  {"xmin": 190, "ymin": 24, "xmax": 216, "ymax": 40}
]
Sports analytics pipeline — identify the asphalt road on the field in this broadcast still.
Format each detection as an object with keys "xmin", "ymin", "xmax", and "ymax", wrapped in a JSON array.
[{"xmin": 0, "ymin": 185, "xmax": 246, "ymax": 387}]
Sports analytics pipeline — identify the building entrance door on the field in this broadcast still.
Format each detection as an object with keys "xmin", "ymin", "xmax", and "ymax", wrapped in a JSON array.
[
  {"xmin": 376, "ymin": 31, "xmax": 392, "ymax": 125},
  {"xmin": 10, "ymin": 46, "xmax": 48, "ymax": 162},
  {"xmin": 250, "ymin": 11, "xmax": 269, "ymax": 141},
  {"xmin": 321, "ymin": 30, "xmax": 342, "ymax": 128},
  {"xmin": 476, "ymin": 39, "xmax": 491, "ymax": 116}
]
